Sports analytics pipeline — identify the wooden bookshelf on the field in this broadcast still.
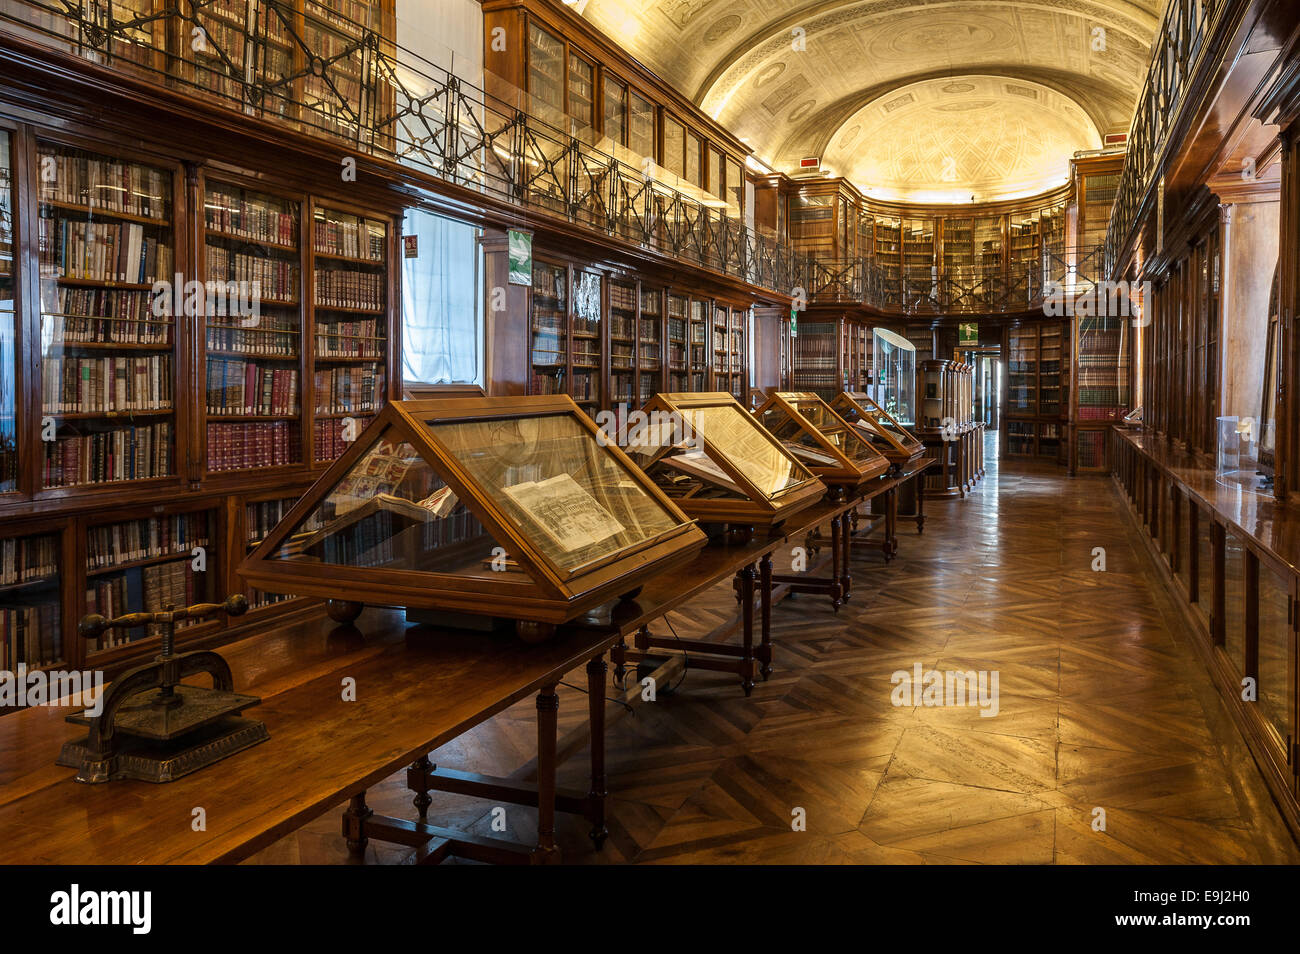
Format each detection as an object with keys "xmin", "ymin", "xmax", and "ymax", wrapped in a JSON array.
[
  {"xmin": 310, "ymin": 199, "xmax": 390, "ymax": 463},
  {"xmin": 667, "ymin": 292, "xmax": 688, "ymax": 392},
  {"xmin": 36, "ymin": 141, "xmax": 180, "ymax": 490},
  {"xmin": 608, "ymin": 278, "xmax": 637, "ymax": 408},
  {"xmin": 1003, "ymin": 322, "xmax": 1069, "ymax": 462},
  {"xmin": 202, "ymin": 176, "xmax": 306, "ymax": 474},
  {"xmin": 638, "ymin": 284, "xmax": 663, "ymax": 405}
]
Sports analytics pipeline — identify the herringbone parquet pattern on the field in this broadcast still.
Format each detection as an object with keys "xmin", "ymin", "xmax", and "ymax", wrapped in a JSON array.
[{"xmin": 246, "ymin": 442, "xmax": 1300, "ymax": 865}]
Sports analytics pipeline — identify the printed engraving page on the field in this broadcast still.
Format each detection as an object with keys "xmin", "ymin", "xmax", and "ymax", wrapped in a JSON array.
[{"xmin": 502, "ymin": 473, "xmax": 625, "ymax": 554}]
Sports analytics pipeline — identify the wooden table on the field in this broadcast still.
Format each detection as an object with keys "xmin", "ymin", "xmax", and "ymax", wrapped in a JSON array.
[{"xmin": 0, "ymin": 610, "xmax": 619, "ymax": 864}]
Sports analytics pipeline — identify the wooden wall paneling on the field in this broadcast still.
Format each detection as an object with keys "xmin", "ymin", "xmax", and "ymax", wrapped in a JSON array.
[{"xmin": 483, "ymin": 229, "xmax": 528, "ymax": 397}]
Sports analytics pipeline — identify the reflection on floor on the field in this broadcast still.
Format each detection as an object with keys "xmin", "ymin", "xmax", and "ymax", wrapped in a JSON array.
[{"xmin": 247, "ymin": 455, "xmax": 1300, "ymax": 865}]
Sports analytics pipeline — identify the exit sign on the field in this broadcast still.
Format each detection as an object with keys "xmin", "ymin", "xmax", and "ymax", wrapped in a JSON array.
[{"xmin": 799, "ymin": 157, "xmax": 820, "ymax": 169}]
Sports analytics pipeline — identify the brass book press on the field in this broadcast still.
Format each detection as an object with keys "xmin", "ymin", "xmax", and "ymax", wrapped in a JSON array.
[{"xmin": 57, "ymin": 594, "xmax": 269, "ymax": 783}]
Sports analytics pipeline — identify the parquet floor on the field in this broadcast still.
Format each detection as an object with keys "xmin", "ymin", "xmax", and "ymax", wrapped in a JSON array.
[{"xmin": 247, "ymin": 442, "xmax": 1300, "ymax": 865}]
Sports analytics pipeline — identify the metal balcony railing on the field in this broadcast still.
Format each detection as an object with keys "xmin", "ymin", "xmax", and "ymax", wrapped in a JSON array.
[
  {"xmin": 0, "ymin": 0, "xmax": 808, "ymax": 296},
  {"xmin": 1104, "ymin": 0, "xmax": 1227, "ymax": 275},
  {"xmin": 804, "ymin": 245, "xmax": 1108, "ymax": 316}
]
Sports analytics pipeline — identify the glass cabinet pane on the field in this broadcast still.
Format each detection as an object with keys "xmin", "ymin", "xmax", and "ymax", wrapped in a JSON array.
[
  {"xmin": 527, "ymin": 22, "xmax": 565, "ymax": 118},
  {"xmin": 663, "ymin": 115, "xmax": 685, "ymax": 179},
  {"xmin": 609, "ymin": 280, "xmax": 636, "ymax": 407},
  {"xmin": 0, "ymin": 132, "xmax": 14, "ymax": 492},
  {"xmin": 1258, "ymin": 562, "xmax": 1295, "ymax": 747},
  {"xmin": 0, "ymin": 531, "xmax": 63, "ymax": 669},
  {"xmin": 571, "ymin": 270, "xmax": 602, "ymax": 413},
  {"xmin": 203, "ymin": 180, "xmax": 303, "ymax": 473},
  {"xmin": 567, "ymin": 53, "xmax": 595, "ymax": 130},
  {"xmin": 529, "ymin": 261, "xmax": 566, "ymax": 396},
  {"xmin": 37, "ymin": 142, "xmax": 176, "ymax": 488},
  {"xmin": 603, "ymin": 77, "xmax": 626, "ymax": 146},
  {"xmin": 628, "ymin": 90, "xmax": 655, "ymax": 160}
]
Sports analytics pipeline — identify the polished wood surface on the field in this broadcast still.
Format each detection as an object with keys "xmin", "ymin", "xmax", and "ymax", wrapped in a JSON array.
[{"xmin": 247, "ymin": 445, "xmax": 1300, "ymax": 864}]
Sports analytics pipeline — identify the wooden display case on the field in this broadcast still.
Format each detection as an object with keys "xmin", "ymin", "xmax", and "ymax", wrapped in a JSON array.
[
  {"xmin": 240, "ymin": 395, "xmax": 707, "ymax": 639},
  {"xmin": 627, "ymin": 392, "xmax": 825, "ymax": 531},
  {"xmin": 755, "ymin": 391, "xmax": 890, "ymax": 493},
  {"xmin": 831, "ymin": 391, "xmax": 926, "ymax": 466}
]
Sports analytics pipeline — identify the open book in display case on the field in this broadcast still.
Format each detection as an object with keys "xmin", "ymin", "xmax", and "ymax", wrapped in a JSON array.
[
  {"xmin": 830, "ymin": 391, "xmax": 927, "ymax": 467},
  {"xmin": 238, "ymin": 396, "xmax": 708, "ymax": 641},
  {"xmin": 755, "ymin": 392, "xmax": 891, "ymax": 495},
  {"xmin": 625, "ymin": 392, "xmax": 826, "ymax": 535}
]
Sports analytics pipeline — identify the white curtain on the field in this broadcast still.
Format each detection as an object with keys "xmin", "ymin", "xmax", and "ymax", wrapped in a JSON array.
[{"xmin": 401, "ymin": 209, "xmax": 483, "ymax": 386}]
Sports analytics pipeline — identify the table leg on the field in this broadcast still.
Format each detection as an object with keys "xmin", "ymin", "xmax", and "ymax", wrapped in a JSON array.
[
  {"xmin": 739, "ymin": 563, "xmax": 756, "ymax": 696},
  {"xmin": 410, "ymin": 754, "xmax": 433, "ymax": 819},
  {"xmin": 916, "ymin": 472, "xmax": 927, "ymax": 534},
  {"xmin": 830, "ymin": 514, "xmax": 843, "ymax": 611},
  {"xmin": 535, "ymin": 684, "xmax": 560, "ymax": 861},
  {"xmin": 758, "ymin": 552, "xmax": 773, "ymax": 680},
  {"xmin": 840, "ymin": 508, "xmax": 852, "ymax": 600},
  {"xmin": 586, "ymin": 655, "xmax": 608, "ymax": 851},
  {"xmin": 612, "ymin": 633, "xmax": 627, "ymax": 688},
  {"xmin": 342, "ymin": 791, "xmax": 373, "ymax": 854}
]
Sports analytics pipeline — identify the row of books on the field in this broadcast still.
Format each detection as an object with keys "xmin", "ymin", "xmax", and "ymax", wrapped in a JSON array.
[
  {"xmin": 0, "ymin": 535, "xmax": 58, "ymax": 586},
  {"xmin": 39, "ymin": 218, "xmax": 174, "ymax": 285},
  {"xmin": 42, "ymin": 422, "xmax": 174, "ymax": 487},
  {"xmin": 205, "ymin": 358, "xmax": 300, "ymax": 416},
  {"xmin": 1079, "ymin": 406, "xmax": 1126, "ymax": 420},
  {"xmin": 609, "ymin": 283, "xmax": 636, "ymax": 310},
  {"xmin": 207, "ymin": 0, "xmax": 290, "ymax": 40},
  {"xmin": 0, "ymin": 602, "xmax": 61, "ymax": 669},
  {"xmin": 205, "ymin": 186, "xmax": 298, "ymax": 246},
  {"xmin": 609, "ymin": 314, "xmax": 635, "ymax": 339},
  {"xmin": 314, "ymin": 416, "xmax": 370, "ymax": 461},
  {"xmin": 49, "ymin": 286, "xmax": 168, "ymax": 331},
  {"xmin": 39, "ymin": 153, "xmax": 169, "ymax": 220},
  {"xmin": 528, "ymin": 370, "xmax": 565, "ymax": 395},
  {"xmin": 42, "ymin": 355, "xmax": 172, "ymax": 414},
  {"xmin": 87, "ymin": 513, "xmax": 210, "ymax": 570},
  {"xmin": 205, "ymin": 246, "xmax": 300, "ymax": 300},
  {"xmin": 1081, "ymin": 328, "xmax": 1124, "ymax": 352},
  {"xmin": 315, "ymin": 320, "xmax": 383, "ymax": 357},
  {"xmin": 314, "ymin": 268, "xmax": 383, "ymax": 310},
  {"xmin": 307, "ymin": 0, "xmax": 383, "ymax": 32},
  {"xmin": 314, "ymin": 215, "xmax": 385, "ymax": 261},
  {"xmin": 247, "ymin": 497, "xmax": 300, "ymax": 546},
  {"xmin": 193, "ymin": 17, "xmax": 292, "ymax": 77},
  {"xmin": 315, "ymin": 366, "xmax": 383, "ymax": 414},
  {"xmin": 206, "ymin": 318, "xmax": 299, "ymax": 357},
  {"xmin": 86, "ymin": 559, "xmax": 203, "ymax": 646},
  {"xmin": 208, "ymin": 420, "xmax": 302, "ymax": 472}
]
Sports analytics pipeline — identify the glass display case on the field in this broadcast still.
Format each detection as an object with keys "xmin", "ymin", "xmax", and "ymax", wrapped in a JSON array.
[
  {"xmin": 628, "ymin": 392, "xmax": 825, "ymax": 530},
  {"xmin": 240, "ymin": 396, "xmax": 707, "ymax": 640},
  {"xmin": 871, "ymin": 328, "xmax": 916, "ymax": 426},
  {"xmin": 920, "ymin": 359, "xmax": 951, "ymax": 429},
  {"xmin": 755, "ymin": 392, "xmax": 890, "ymax": 491},
  {"xmin": 831, "ymin": 391, "xmax": 926, "ymax": 466},
  {"xmin": 1216, "ymin": 415, "xmax": 1267, "ymax": 493}
]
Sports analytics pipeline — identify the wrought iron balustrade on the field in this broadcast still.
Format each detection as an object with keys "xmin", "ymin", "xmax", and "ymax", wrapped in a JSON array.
[
  {"xmin": 1105, "ymin": 0, "xmax": 1227, "ymax": 275},
  {"xmin": 0, "ymin": 0, "xmax": 804, "ymax": 295}
]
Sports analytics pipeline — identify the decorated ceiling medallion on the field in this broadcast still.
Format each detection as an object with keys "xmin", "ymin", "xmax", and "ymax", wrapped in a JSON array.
[
  {"xmin": 754, "ymin": 61, "xmax": 786, "ymax": 87},
  {"xmin": 788, "ymin": 99, "xmax": 817, "ymax": 122},
  {"xmin": 704, "ymin": 14, "xmax": 742, "ymax": 43},
  {"xmin": 942, "ymin": 81, "xmax": 976, "ymax": 94}
]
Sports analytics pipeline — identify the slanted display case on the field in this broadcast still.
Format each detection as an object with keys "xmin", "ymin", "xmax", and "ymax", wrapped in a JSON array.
[
  {"xmin": 831, "ymin": 391, "xmax": 926, "ymax": 466},
  {"xmin": 755, "ymin": 391, "xmax": 890, "ymax": 495},
  {"xmin": 239, "ymin": 396, "xmax": 707, "ymax": 641},
  {"xmin": 627, "ymin": 392, "xmax": 825, "ymax": 533}
]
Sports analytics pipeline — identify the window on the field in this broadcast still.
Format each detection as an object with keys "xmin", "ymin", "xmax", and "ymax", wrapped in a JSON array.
[{"xmin": 400, "ymin": 208, "xmax": 484, "ymax": 387}]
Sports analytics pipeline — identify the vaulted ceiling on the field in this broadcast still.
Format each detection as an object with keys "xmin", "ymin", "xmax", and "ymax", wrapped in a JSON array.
[{"xmin": 574, "ymin": 0, "xmax": 1164, "ymax": 201}]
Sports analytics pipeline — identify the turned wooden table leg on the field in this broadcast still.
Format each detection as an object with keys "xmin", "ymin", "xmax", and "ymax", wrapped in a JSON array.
[
  {"xmin": 738, "ymin": 562, "xmax": 756, "ymax": 696},
  {"xmin": 840, "ymin": 507, "xmax": 852, "ymax": 600},
  {"xmin": 586, "ymin": 655, "xmax": 608, "ymax": 851},
  {"xmin": 342, "ymin": 791, "xmax": 373, "ymax": 854},
  {"xmin": 612, "ymin": 633, "xmax": 627, "ymax": 687},
  {"xmin": 535, "ymin": 683, "xmax": 560, "ymax": 861},
  {"xmin": 409, "ymin": 755, "xmax": 433, "ymax": 819},
  {"xmin": 758, "ymin": 552, "xmax": 773, "ymax": 680},
  {"xmin": 829, "ymin": 514, "xmax": 843, "ymax": 611},
  {"xmin": 916, "ymin": 472, "xmax": 927, "ymax": 534}
]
